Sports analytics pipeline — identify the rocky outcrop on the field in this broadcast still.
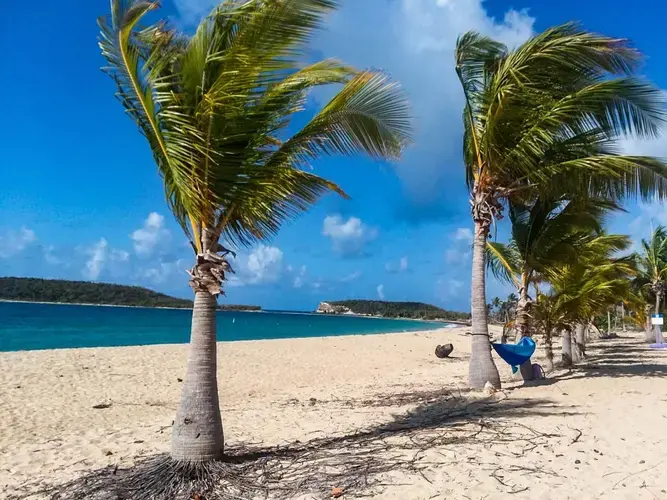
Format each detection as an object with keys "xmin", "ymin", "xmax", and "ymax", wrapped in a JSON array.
[{"xmin": 316, "ymin": 302, "xmax": 352, "ymax": 315}]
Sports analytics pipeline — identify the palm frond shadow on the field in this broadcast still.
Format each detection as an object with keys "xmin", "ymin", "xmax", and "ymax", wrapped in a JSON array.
[
  {"xmin": 549, "ymin": 338, "xmax": 667, "ymax": 380},
  {"xmin": 37, "ymin": 392, "xmax": 566, "ymax": 500}
]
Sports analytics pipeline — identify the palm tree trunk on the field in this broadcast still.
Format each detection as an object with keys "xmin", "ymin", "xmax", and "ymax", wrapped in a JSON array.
[
  {"xmin": 468, "ymin": 220, "xmax": 501, "ymax": 389},
  {"xmin": 572, "ymin": 323, "xmax": 585, "ymax": 363},
  {"xmin": 561, "ymin": 329, "xmax": 572, "ymax": 367},
  {"xmin": 646, "ymin": 304, "xmax": 654, "ymax": 343},
  {"xmin": 515, "ymin": 274, "xmax": 534, "ymax": 381},
  {"xmin": 656, "ymin": 292, "xmax": 664, "ymax": 344},
  {"xmin": 543, "ymin": 328, "xmax": 554, "ymax": 372},
  {"xmin": 607, "ymin": 310, "xmax": 611, "ymax": 334},
  {"xmin": 172, "ymin": 291, "xmax": 224, "ymax": 461},
  {"xmin": 621, "ymin": 302, "xmax": 626, "ymax": 332}
]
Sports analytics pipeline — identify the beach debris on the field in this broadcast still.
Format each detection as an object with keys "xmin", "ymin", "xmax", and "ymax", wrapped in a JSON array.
[
  {"xmin": 434, "ymin": 344, "xmax": 454, "ymax": 358},
  {"xmin": 177, "ymin": 378, "xmax": 183, "ymax": 382},
  {"xmin": 105, "ymin": 451, "xmax": 113, "ymax": 456},
  {"xmin": 331, "ymin": 487, "xmax": 344, "ymax": 498},
  {"xmin": 92, "ymin": 403, "xmax": 112, "ymax": 409},
  {"xmin": 483, "ymin": 381, "xmax": 497, "ymax": 395},
  {"xmin": 309, "ymin": 397, "xmax": 317, "ymax": 406}
]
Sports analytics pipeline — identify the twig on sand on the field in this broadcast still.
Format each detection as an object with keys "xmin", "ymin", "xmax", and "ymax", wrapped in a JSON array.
[
  {"xmin": 16, "ymin": 392, "xmax": 561, "ymax": 500},
  {"xmin": 612, "ymin": 461, "xmax": 664, "ymax": 490},
  {"xmin": 570, "ymin": 428, "xmax": 583, "ymax": 445}
]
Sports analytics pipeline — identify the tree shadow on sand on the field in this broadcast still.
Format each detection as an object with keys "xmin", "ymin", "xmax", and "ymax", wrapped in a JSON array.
[{"xmin": 26, "ymin": 391, "xmax": 571, "ymax": 500}]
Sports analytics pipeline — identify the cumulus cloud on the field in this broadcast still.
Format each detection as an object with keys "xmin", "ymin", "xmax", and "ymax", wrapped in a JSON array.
[
  {"xmin": 341, "ymin": 270, "xmax": 362, "ymax": 282},
  {"xmin": 377, "ymin": 284, "xmax": 385, "ymax": 300},
  {"xmin": 131, "ymin": 212, "xmax": 169, "ymax": 256},
  {"xmin": 293, "ymin": 264, "xmax": 307, "ymax": 288},
  {"xmin": 455, "ymin": 228, "xmax": 473, "ymax": 244},
  {"xmin": 322, "ymin": 215, "xmax": 377, "ymax": 256},
  {"xmin": 227, "ymin": 244, "xmax": 285, "ymax": 287},
  {"xmin": 313, "ymin": 0, "xmax": 534, "ymax": 216},
  {"xmin": 139, "ymin": 258, "xmax": 188, "ymax": 285},
  {"xmin": 0, "ymin": 227, "xmax": 37, "ymax": 258},
  {"xmin": 386, "ymin": 256, "xmax": 409, "ymax": 273},
  {"xmin": 83, "ymin": 238, "xmax": 108, "ymax": 280}
]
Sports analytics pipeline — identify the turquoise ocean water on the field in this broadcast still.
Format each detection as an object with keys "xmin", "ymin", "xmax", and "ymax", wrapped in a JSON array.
[{"xmin": 0, "ymin": 301, "xmax": 447, "ymax": 352}]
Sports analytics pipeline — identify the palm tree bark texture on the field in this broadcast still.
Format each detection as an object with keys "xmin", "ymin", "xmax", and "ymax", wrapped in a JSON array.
[
  {"xmin": 172, "ymin": 229, "xmax": 230, "ymax": 460},
  {"xmin": 561, "ymin": 329, "xmax": 573, "ymax": 367},
  {"xmin": 572, "ymin": 323, "xmax": 586, "ymax": 362},
  {"xmin": 468, "ymin": 191, "xmax": 501, "ymax": 389}
]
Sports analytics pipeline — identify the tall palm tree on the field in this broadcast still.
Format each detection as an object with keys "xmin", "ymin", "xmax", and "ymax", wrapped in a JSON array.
[
  {"xmin": 455, "ymin": 24, "xmax": 667, "ymax": 388},
  {"xmin": 487, "ymin": 197, "xmax": 617, "ymax": 377},
  {"xmin": 636, "ymin": 226, "xmax": 667, "ymax": 342},
  {"xmin": 99, "ymin": 0, "xmax": 411, "ymax": 463}
]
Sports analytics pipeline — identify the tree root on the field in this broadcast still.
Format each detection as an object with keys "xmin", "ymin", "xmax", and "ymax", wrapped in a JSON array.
[{"xmin": 17, "ymin": 393, "xmax": 561, "ymax": 500}]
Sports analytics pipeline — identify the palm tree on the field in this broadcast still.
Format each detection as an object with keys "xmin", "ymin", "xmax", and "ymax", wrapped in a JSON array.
[
  {"xmin": 99, "ymin": 0, "xmax": 411, "ymax": 463},
  {"xmin": 455, "ymin": 24, "xmax": 667, "ymax": 388},
  {"xmin": 636, "ymin": 226, "xmax": 667, "ymax": 342},
  {"xmin": 536, "ymin": 234, "xmax": 635, "ymax": 368},
  {"xmin": 487, "ymin": 197, "xmax": 616, "ymax": 377},
  {"xmin": 491, "ymin": 296, "xmax": 502, "ymax": 322}
]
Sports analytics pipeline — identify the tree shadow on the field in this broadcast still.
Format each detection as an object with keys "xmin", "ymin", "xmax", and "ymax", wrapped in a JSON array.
[{"xmin": 35, "ymin": 392, "xmax": 569, "ymax": 500}]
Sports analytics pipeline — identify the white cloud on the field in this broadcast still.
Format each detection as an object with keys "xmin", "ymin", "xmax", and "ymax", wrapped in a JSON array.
[
  {"xmin": 322, "ymin": 215, "xmax": 377, "ymax": 256},
  {"xmin": 341, "ymin": 270, "xmax": 362, "ymax": 282},
  {"xmin": 139, "ymin": 259, "xmax": 188, "ymax": 285},
  {"xmin": 245, "ymin": 245, "xmax": 284, "ymax": 284},
  {"xmin": 445, "ymin": 248, "xmax": 467, "ymax": 264},
  {"xmin": 293, "ymin": 264, "xmax": 307, "ymax": 288},
  {"xmin": 43, "ymin": 245, "xmax": 62, "ymax": 265},
  {"xmin": 386, "ymin": 256, "xmax": 409, "ymax": 273},
  {"xmin": 83, "ymin": 238, "xmax": 108, "ymax": 280},
  {"xmin": 313, "ymin": 0, "xmax": 535, "ymax": 205},
  {"xmin": 0, "ymin": 227, "xmax": 37, "ymax": 258},
  {"xmin": 131, "ymin": 212, "xmax": 169, "ymax": 256},
  {"xmin": 454, "ymin": 228, "xmax": 473, "ymax": 244},
  {"xmin": 377, "ymin": 284, "xmax": 385, "ymax": 300},
  {"xmin": 111, "ymin": 249, "xmax": 130, "ymax": 262}
]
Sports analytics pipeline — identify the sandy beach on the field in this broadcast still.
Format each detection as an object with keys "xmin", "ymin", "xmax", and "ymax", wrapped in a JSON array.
[{"xmin": 2, "ymin": 326, "xmax": 666, "ymax": 499}]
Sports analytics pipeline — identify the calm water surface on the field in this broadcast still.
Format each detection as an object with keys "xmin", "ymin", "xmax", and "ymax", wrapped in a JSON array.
[{"xmin": 0, "ymin": 302, "xmax": 448, "ymax": 352}]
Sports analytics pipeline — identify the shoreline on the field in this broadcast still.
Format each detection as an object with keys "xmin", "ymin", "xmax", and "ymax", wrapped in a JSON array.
[{"xmin": 0, "ymin": 324, "xmax": 454, "ymax": 354}]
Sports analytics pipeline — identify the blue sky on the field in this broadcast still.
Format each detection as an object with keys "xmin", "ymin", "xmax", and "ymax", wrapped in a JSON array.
[{"xmin": 2, "ymin": 0, "xmax": 667, "ymax": 311}]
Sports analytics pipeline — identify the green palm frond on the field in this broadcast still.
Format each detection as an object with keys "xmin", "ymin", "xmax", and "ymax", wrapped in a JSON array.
[
  {"xmin": 456, "ymin": 22, "xmax": 667, "ymax": 205},
  {"xmin": 486, "ymin": 241, "xmax": 520, "ymax": 286},
  {"xmin": 100, "ymin": 0, "xmax": 412, "ymax": 252}
]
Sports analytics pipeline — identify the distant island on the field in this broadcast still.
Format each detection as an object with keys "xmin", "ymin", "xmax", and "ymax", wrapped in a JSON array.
[
  {"xmin": 0, "ymin": 277, "xmax": 261, "ymax": 311},
  {"xmin": 316, "ymin": 300, "xmax": 470, "ymax": 322}
]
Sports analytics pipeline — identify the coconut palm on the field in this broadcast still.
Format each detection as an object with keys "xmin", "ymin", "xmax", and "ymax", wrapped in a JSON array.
[
  {"xmin": 534, "ymin": 234, "xmax": 635, "ymax": 369},
  {"xmin": 455, "ymin": 24, "xmax": 667, "ymax": 388},
  {"xmin": 487, "ymin": 197, "xmax": 617, "ymax": 377},
  {"xmin": 636, "ymin": 226, "xmax": 667, "ymax": 342},
  {"xmin": 99, "ymin": 0, "xmax": 411, "ymax": 463}
]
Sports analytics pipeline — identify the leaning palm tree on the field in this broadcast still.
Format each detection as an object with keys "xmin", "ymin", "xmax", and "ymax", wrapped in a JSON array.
[
  {"xmin": 487, "ymin": 197, "xmax": 617, "ymax": 377},
  {"xmin": 455, "ymin": 24, "xmax": 667, "ymax": 388},
  {"xmin": 636, "ymin": 226, "xmax": 667, "ymax": 342},
  {"xmin": 99, "ymin": 0, "xmax": 411, "ymax": 466}
]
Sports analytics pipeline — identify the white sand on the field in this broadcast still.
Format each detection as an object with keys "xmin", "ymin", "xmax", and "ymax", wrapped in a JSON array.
[{"xmin": 1, "ymin": 326, "xmax": 666, "ymax": 499}]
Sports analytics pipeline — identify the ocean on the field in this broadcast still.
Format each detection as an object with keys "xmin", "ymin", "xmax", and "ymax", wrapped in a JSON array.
[{"xmin": 0, "ymin": 302, "xmax": 449, "ymax": 352}]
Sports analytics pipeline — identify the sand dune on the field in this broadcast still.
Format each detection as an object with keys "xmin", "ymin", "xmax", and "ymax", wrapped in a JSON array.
[{"xmin": 1, "ymin": 326, "xmax": 666, "ymax": 499}]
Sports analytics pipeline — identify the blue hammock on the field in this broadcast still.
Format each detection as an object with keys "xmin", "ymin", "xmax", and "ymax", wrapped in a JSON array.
[{"xmin": 491, "ymin": 337, "xmax": 536, "ymax": 374}]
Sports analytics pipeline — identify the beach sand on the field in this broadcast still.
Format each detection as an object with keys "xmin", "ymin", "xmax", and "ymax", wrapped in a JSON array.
[{"xmin": 1, "ymin": 326, "xmax": 666, "ymax": 499}]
